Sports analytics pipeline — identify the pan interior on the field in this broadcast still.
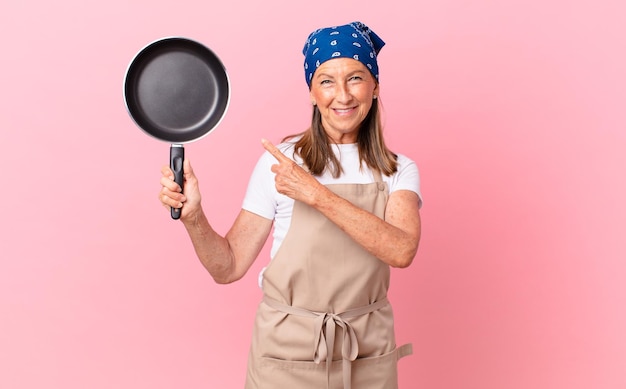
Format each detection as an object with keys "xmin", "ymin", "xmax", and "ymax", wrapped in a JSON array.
[{"xmin": 125, "ymin": 38, "xmax": 229, "ymax": 143}]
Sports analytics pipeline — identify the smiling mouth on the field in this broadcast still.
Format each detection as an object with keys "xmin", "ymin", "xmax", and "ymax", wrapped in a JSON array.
[{"xmin": 333, "ymin": 107, "xmax": 356, "ymax": 114}]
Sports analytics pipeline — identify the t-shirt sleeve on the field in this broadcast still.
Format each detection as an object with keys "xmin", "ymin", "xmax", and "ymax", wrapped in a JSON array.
[
  {"xmin": 393, "ymin": 154, "xmax": 423, "ymax": 208},
  {"xmin": 241, "ymin": 151, "xmax": 277, "ymax": 220}
]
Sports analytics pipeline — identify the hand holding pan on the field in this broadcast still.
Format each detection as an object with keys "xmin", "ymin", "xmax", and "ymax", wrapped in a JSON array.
[{"xmin": 124, "ymin": 37, "xmax": 230, "ymax": 219}]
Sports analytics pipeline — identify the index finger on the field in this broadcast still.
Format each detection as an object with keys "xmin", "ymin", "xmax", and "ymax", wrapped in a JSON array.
[
  {"xmin": 161, "ymin": 165, "xmax": 174, "ymax": 179},
  {"xmin": 261, "ymin": 138, "xmax": 292, "ymax": 163}
]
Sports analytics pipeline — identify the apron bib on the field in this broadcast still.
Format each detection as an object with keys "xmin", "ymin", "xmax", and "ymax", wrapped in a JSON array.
[{"xmin": 245, "ymin": 170, "xmax": 412, "ymax": 389}]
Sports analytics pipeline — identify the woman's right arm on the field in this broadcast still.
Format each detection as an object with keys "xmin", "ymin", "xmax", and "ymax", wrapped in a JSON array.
[{"xmin": 159, "ymin": 160, "xmax": 273, "ymax": 284}]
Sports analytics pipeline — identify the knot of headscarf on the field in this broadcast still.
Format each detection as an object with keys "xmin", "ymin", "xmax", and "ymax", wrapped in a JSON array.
[{"xmin": 302, "ymin": 21, "xmax": 385, "ymax": 88}]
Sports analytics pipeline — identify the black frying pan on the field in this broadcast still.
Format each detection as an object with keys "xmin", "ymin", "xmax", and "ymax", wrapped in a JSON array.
[{"xmin": 124, "ymin": 37, "xmax": 230, "ymax": 219}]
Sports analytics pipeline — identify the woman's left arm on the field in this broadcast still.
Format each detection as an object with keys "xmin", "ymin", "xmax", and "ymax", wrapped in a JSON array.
[
  {"xmin": 262, "ymin": 139, "xmax": 421, "ymax": 268},
  {"xmin": 312, "ymin": 187, "xmax": 421, "ymax": 268}
]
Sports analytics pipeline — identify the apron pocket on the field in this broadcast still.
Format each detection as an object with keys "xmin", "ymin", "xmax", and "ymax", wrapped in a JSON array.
[
  {"xmin": 256, "ymin": 357, "xmax": 332, "ymax": 389},
  {"xmin": 252, "ymin": 344, "xmax": 412, "ymax": 389},
  {"xmin": 351, "ymin": 343, "xmax": 412, "ymax": 389}
]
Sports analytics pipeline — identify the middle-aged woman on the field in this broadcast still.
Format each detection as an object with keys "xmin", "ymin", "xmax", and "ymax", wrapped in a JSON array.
[{"xmin": 159, "ymin": 21, "xmax": 422, "ymax": 389}]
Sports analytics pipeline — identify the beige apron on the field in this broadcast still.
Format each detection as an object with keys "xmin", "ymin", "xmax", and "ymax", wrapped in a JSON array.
[{"xmin": 245, "ymin": 170, "xmax": 412, "ymax": 389}]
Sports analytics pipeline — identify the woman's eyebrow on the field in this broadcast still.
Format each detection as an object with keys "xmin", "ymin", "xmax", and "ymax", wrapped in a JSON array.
[
  {"xmin": 315, "ymin": 69, "xmax": 367, "ymax": 79},
  {"xmin": 314, "ymin": 72, "xmax": 334, "ymax": 79}
]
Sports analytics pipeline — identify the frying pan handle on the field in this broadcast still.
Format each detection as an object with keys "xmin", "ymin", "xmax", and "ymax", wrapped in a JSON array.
[{"xmin": 170, "ymin": 145, "xmax": 185, "ymax": 220}]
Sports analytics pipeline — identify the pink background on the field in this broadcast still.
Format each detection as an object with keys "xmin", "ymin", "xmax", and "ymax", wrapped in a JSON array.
[{"xmin": 1, "ymin": 0, "xmax": 625, "ymax": 388}]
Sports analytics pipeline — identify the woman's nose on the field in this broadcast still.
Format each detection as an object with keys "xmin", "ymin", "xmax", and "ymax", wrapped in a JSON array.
[{"xmin": 335, "ymin": 83, "xmax": 352, "ymax": 103}]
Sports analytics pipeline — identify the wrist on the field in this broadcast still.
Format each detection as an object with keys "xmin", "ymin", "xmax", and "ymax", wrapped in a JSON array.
[{"xmin": 181, "ymin": 205, "xmax": 205, "ymax": 227}]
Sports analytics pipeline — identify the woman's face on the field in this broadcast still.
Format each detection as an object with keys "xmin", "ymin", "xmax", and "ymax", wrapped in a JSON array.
[{"xmin": 309, "ymin": 58, "xmax": 379, "ymax": 144}]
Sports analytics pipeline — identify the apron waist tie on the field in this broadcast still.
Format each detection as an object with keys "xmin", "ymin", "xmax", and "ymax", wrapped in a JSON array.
[{"xmin": 263, "ymin": 296, "xmax": 389, "ymax": 389}]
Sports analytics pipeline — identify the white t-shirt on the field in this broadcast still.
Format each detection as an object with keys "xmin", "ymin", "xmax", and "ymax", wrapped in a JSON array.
[{"xmin": 242, "ymin": 141, "xmax": 422, "ymax": 269}]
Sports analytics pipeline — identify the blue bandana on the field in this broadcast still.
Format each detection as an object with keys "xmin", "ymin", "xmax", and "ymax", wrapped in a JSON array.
[{"xmin": 302, "ymin": 21, "xmax": 385, "ymax": 88}]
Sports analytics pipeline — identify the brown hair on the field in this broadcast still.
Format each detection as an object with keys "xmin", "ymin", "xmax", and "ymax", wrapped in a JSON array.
[{"xmin": 283, "ymin": 100, "xmax": 398, "ymax": 177}]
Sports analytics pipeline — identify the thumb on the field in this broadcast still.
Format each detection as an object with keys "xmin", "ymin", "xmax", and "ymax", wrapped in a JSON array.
[{"xmin": 183, "ymin": 159, "xmax": 194, "ymax": 176}]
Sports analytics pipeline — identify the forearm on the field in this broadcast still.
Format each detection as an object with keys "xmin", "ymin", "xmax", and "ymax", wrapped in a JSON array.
[
  {"xmin": 311, "ymin": 187, "xmax": 420, "ymax": 268},
  {"xmin": 182, "ymin": 209, "xmax": 238, "ymax": 284}
]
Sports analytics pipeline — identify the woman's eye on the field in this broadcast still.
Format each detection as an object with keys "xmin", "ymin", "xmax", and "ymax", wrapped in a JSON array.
[
  {"xmin": 320, "ymin": 79, "xmax": 332, "ymax": 85},
  {"xmin": 349, "ymin": 76, "xmax": 363, "ymax": 82}
]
